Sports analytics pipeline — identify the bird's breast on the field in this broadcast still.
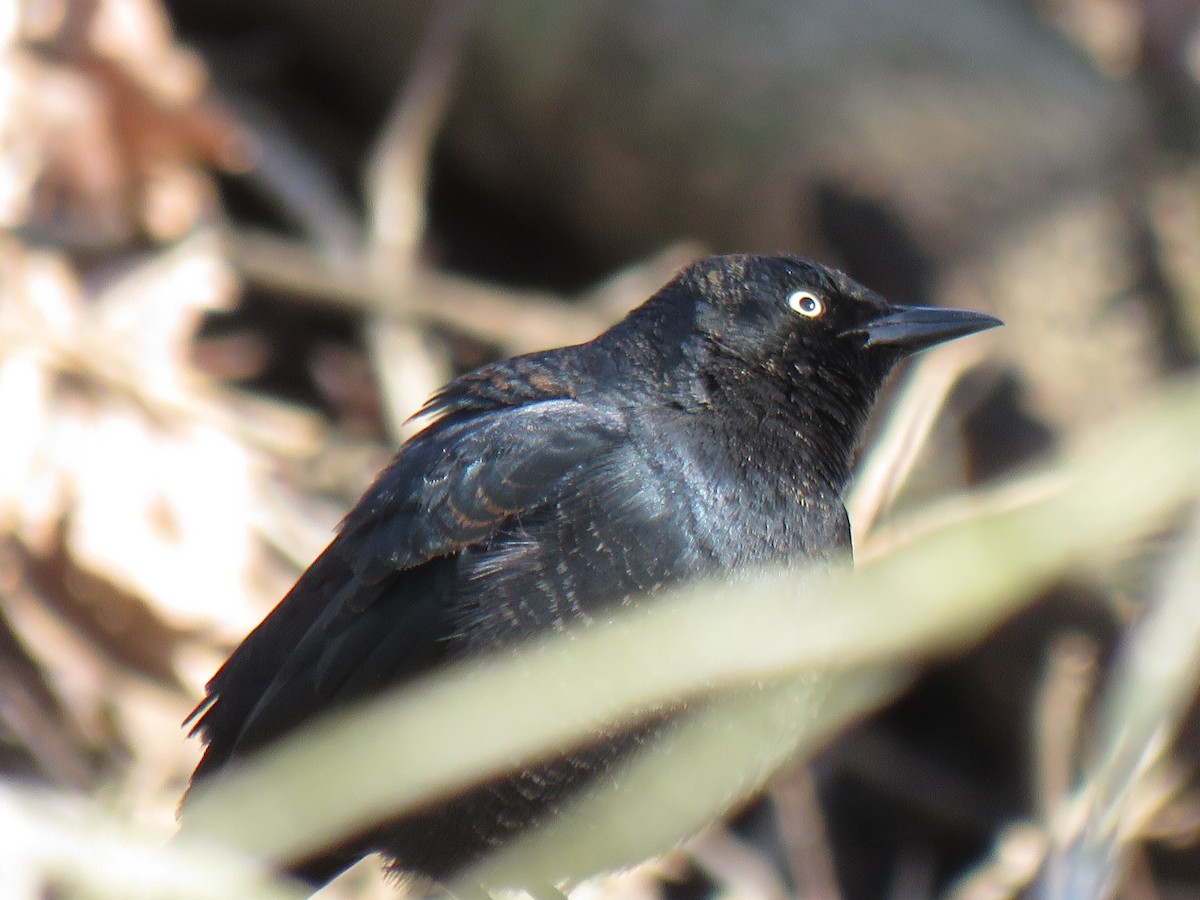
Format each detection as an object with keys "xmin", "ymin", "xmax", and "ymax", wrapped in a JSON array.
[
  {"xmin": 641, "ymin": 404, "xmax": 852, "ymax": 559},
  {"xmin": 448, "ymin": 410, "xmax": 849, "ymax": 654}
]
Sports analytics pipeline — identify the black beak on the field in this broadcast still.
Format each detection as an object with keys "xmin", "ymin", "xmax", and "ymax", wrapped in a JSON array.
[{"xmin": 847, "ymin": 305, "xmax": 1003, "ymax": 353}]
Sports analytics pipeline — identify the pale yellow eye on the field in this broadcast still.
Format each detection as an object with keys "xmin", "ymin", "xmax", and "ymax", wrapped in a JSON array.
[{"xmin": 787, "ymin": 290, "xmax": 824, "ymax": 318}]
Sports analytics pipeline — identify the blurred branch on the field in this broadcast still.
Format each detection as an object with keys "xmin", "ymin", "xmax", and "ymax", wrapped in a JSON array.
[
  {"xmin": 362, "ymin": 0, "xmax": 480, "ymax": 437},
  {"xmin": 1034, "ymin": 512, "xmax": 1200, "ymax": 899},
  {"xmin": 1033, "ymin": 634, "xmax": 1099, "ymax": 822},
  {"xmin": 0, "ymin": 604, "xmax": 95, "ymax": 791},
  {"xmin": 687, "ymin": 828, "xmax": 792, "ymax": 900},
  {"xmin": 464, "ymin": 671, "xmax": 905, "ymax": 889},
  {"xmin": 949, "ymin": 823, "xmax": 1048, "ymax": 900},
  {"xmin": 227, "ymin": 229, "xmax": 696, "ymax": 355},
  {"xmin": 365, "ymin": 0, "xmax": 479, "ymax": 263},
  {"xmin": 223, "ymin": 230, "xmax": 370, "ymax": 308},
  {"xmin": 220, "ymin": 90, "xmax": 362, "ymax": 258},
  {"xmin": 849, "ymin": 337, "xmax": 991, "ymax": 539},
  {"xmin": 0, "ymin": 782, "xmax": 304, "ymax": 900},
  {"xmin": 770, "ymin": 766, "xmax": 842, "ymax": 900},
  {"xmin": 1090, "ymin": 519, "xmax": 1200, "ymax": 797}
]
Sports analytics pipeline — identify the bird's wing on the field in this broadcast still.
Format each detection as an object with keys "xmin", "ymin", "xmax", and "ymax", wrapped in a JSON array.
[{"xmin": 186, "ymin": 396, "xmax": 628, "ymax": 779}]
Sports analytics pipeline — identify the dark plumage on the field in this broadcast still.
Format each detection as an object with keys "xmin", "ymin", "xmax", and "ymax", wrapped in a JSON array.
[{"xmin": 184, "ymin": 254, "xmax": 1000, "ymax": 886}]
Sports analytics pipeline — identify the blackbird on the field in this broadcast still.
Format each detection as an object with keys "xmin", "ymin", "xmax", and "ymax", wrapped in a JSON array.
[{"xmin": 184, "ymin": 254, "xmax": 1000, "ymax": 887}]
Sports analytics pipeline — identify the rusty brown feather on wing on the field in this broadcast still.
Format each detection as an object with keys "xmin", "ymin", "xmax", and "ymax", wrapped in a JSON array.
[{"xmin": 416, "ymin": 355, "xmax": 581, "ymax": 423}]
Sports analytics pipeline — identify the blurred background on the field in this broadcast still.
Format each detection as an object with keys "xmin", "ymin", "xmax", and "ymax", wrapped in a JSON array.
[{"xmin": 3, "ymin": 0, "xmax": 1200, "ymax": 897}]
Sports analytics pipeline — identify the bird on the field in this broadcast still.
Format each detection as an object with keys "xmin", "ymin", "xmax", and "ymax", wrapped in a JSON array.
[{"xmin": 183, "ymin": 253, "xmax": 1000, "ymax": 889}]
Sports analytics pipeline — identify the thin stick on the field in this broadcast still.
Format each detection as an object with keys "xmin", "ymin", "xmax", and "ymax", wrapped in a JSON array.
[
  {"xmin": 687, "ymin": 826, "xmax": 791, "ymax": 900},
  {"xmin": 362, "ymin": 0, "xmax": 480, "ymax": 437},
  {"xmin": 365, "ymin": 0, "xmax": 480, "ymax": 264},
  {"xmin": 771, "ymin": 767, "xmax": 844, "ymax": 900},
  {"xmin": 1032, "ymin": 634, "xmax": 1098, "ymax": 822},
  {"xmin": 848, "ymin": 340, "xmax": 989, "ymax": 540},
  {"xmin": 220, "ymin": 90, "xmax": 363, "ymax": 256}
]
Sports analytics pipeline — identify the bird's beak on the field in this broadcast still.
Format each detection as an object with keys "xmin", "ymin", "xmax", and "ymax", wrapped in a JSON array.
[{"xmin": 848, "ymin": 305, "xmax": 1003, "ymax": 353}]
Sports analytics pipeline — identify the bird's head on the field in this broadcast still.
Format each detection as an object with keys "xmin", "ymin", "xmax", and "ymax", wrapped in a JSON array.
[
  {"xmin": 600, "ymin": 254, "xmax": 1000, "ymax": 487},
  {"xmin": 676, "ymin": 254, "xmax": 1000, "ymax": 396}
]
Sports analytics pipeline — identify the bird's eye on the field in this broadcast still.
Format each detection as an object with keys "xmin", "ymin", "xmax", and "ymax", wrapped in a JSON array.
[{"xmin": 787, "ymin": 290, "xmax": 825, "ymax": 318}]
